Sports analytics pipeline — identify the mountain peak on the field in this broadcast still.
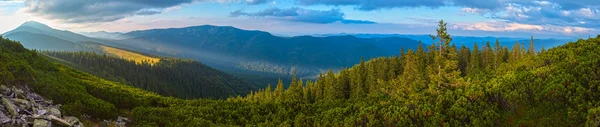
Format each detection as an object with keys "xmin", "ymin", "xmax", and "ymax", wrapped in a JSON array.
[{"xmin": 19, "ymin": 21, "xmax": 53, "ymax": 30}]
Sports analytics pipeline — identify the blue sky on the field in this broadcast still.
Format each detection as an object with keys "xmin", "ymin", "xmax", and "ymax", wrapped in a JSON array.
[{"xmin": 0, "ymin": 0, "xmax": 598, "ymax": 38}]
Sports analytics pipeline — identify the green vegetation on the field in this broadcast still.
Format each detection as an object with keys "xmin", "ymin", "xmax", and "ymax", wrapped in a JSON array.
[
  {"xmin": 1, "ymin": 20, "xmax": 600, "ymax": 126},
  {"xmin": 42, "ymin": 51, "xmax": 254, "ymax": 99},
  {"xmin": 99, "ymin": 45, "xmax": 161, "ymax": 65}
]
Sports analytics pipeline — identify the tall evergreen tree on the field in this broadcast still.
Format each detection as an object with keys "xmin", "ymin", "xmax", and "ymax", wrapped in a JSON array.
[
  {"xmin": 458, "ymin": 45, "xmax": 470, "ymax": 76},
  {"xmin": 528, "ymin": 36, "xmax": 535, "ymax": 56},
  {"xmin": 429, "ymin": 20, "xmax": 460, "ymax": 93},
  {"xmin": 469, "ymin": 42, "xmax": 481, "ymax": 75},
  {"xmin": 494, "ymin": 38, "xmax": 502, "ymax": 68},
  {"xmin": 274, "ymin": 79, "xmax": 285, "ymax": 102}
]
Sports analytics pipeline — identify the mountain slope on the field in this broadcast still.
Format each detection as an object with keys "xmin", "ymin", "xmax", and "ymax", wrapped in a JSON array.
[
  {"xmin": 1, "ymin": 22, "xmax": 256, "ymax": 99},
  {"xmin": 43, "ymin": 50, "xmax": 255, "ymax": 99},
  {"xmin": 112, "ymin": 25, "xmax": 422, "ymax": 84},
  {"xmin": 2, "ymin": 31, "xmax": 80, "ymax": 51}
]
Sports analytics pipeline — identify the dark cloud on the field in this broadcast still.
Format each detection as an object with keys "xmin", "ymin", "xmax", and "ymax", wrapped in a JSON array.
[
  {"xmin": 230, "ymin": 7, "xmax": 376, "ymax": 24},
  {"xmin": 246, "ymin": 0, "xmax": 270, "ymax": 5},
  {"xmin": 340, "ymin": 20, "xmax": 376, "ymax": 24},
  {"xmin": 22, "ymin": 0, "xmax": 194, "ymax": 23}
]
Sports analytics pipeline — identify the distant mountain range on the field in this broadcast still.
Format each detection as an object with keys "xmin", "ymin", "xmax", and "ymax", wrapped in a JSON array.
[
  {"xmin": 78, "ymin": 31, "xmax": 124, "ymax": 40},
  {"xmin": 316, "ymin": 33, "xmax": 574, "ymax": 51},
  {"xmin": 114, "ymin": 26, "xmax": 422, "ymax": 77}
]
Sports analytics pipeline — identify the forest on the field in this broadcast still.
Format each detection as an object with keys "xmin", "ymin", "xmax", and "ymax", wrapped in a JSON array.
[
  {"xmin": 0, "ymin": 20, "xmax": 599, "ymax": 126},
  {"xmin": 42, "ymin": 51, "xmax": 254, "ymax": 99}
]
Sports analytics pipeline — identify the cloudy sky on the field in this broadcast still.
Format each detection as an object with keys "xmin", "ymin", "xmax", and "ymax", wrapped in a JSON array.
[{"xmin": 0, "ymin": 0, "xmax": 598, "ymax": 38}]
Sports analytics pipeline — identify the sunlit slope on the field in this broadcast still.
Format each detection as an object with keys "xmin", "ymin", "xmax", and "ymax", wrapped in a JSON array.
[{"xmin": 101, "ymin": 45, "xmax": 160, "ymax": 65}]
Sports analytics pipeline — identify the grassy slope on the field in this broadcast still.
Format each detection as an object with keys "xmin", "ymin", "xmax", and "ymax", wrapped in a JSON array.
[{"xmin": 101, "ymin": 45, "xmax": 160, "ymax": 65}]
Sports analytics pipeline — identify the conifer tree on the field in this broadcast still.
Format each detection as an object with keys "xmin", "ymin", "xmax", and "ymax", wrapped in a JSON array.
[
  {"xmin": 528, "ymin": 36, "xmax": 535, "ymax": 56},
  {"xmin": 351, "ymin": 57, "xmax": 367, "ymax": 99},
  {"xmin": 265, "ymin": 84, "xmax": 273, "ymax": 102},
  {"xmin": 336, "ymin": 69, "xmax": 351, "ymax": 99},
  {"xmin": 469, "ymin": 42, "xmax": 481, "ymax": 75},
  {"xmin": 429, "ymin": 20, "xmax": 460, "ymax": 93},
  {"xmin": 458, "ymin": 45, "xmax": 470, "ymax": 76},
  {"xmin": 274, "ymin": 79, "xmax": 285, "ymax": 102},
  {"xmin": 511, "ymin": 42, "xmax": 521, "ymax": 62},
  {"xmin": 485, "ymin": 41, "xmax": 494, "ymax": 69},
  {"xmin": 494, "ymin": 39, "xmax": 502, "ymax": 68}
]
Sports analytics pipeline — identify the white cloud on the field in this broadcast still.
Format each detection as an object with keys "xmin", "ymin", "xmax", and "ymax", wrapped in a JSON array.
[{"xmin": 453, "ymin": 21, "xmax": 593, "ymax": 34}]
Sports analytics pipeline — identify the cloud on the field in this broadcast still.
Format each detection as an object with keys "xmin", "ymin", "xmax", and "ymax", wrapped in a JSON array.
[
  {"xmin": 21, "ymin": 0, "xmax": 199, "ymax": 23},
  {"xmin": 290, "ymin": 0, "xmax": 600, "ymax": 29},
  {"xmin": 296, "ymin": 0, "xmax": 446, "ymax": 11},
  {"xmin": 453, "ymin": 21, "xmax": 593, "ymax": 34},
  {"xmin": 245, "ymin": 0, "xmax": 269, "ymax": 5},
  {"xmin": 230, "ymin": 7, "xmax": 376, "ymax": 24}
]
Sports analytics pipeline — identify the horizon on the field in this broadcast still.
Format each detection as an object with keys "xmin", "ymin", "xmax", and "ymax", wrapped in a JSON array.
[
  {"xmin": 0, "ymin": 0, "xmax": 598, "ymax": 39},
  {"xmin": 1, "ymin": 20, "xmax": 585, "ymax": 40}
]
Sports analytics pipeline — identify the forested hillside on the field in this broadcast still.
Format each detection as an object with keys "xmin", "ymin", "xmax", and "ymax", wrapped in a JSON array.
[
  {"xmin": 114, "ymin": 25, "xmax": 421, "ymax": 81},
  {"xmin": 42, "ymin": 51, "xmax": 254, "ymax": 99},
  {"xmin": 2, "ymin": 20, "xmax": 600, "ymax": 126},
  {"xmin": 213, "ymin": 21, "xmax": 600, "ymax": 126}
]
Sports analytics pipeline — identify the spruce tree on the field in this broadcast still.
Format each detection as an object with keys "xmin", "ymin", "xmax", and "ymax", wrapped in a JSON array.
[
  {"xmin": 528, "ymin": 36, "xmax": 535, "ymax": 56},
  {"xmin": 429, "ymin": 20, "xmax": 460, "ymax": 93},
  {"xmin": 274, "ymin": 79, "xmax": 285, "ymax": 102}
]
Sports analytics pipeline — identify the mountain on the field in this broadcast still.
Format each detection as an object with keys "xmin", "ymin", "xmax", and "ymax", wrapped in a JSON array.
[
  {"xmin": 3, "ymin": 21, "xmax": 94, "ymax": 43},
  {"xmin": 1, "ymin": 21, "xmax": 256, "ymax": 99},
  {"xmin": 319, "ymin": 33, "xmax": 574, "ymax": 51},
  {"xmin": 2, "ymin": 31, "xmax": 80, "ymax": 51},
  {"xmin": 79, "ymin": 31, "xmax": 124, "ymax": 40},
  {"xmin": 110, "ymin": 25, "xmax": 422, "ymax": 84},
  {"xmin": 1, "ymin": 21, "xmax": 103, "ymax": 52}
]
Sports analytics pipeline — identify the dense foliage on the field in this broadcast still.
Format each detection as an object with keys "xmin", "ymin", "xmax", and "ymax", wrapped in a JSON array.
[
  {"xmin": 42, "ymin": 51, "xmax": 254, "ymax": 99},
  {"xmin": 2, "ymin": 20, "xmax": 600, "ymax": 126}
]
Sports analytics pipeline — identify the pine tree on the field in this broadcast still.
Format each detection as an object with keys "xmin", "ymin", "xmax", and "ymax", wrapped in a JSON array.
[
  {"xmin": 402, "ymin": 50, "xmax": 427, "ymax": 92},
  {"xmin": 337, "ymin": 69, "xmax": 351, "ymax": 99},
  {"xmin": 265, "ymin": 84, "xmax": 273, "ymax": 102},
  {"xmin": 324, "ymin": 70, "xmax": 337, "ymax": 100},
  {"xmin": 528, "ymin": 36, "xmax": 535, "ymax": 56},
  {"xmin": 429, "ymin": 20, "xmax": 460, "ymax": 93},
  {"xmin": 511, "ymin": 42, "xmax": 521, "ymax": 62},
  {"xmin": 351, "ymin": 57, "xmax": 367, "ymax": 99},
  {"xmin": 485, "ymin": 41, "xmax": 494, "ymax": 69},
  {"xmin": 274, "ymin": 79, "xmax": 285, "ymax": 102},
  {"xmin": 541, "ymin": 46, "xmax": 546, "ymax": 54},
  {"xmin": 494, "ymin": 39, "xmax": 502, "ymax": 68},
  {"xmin": 469, "ymin": 42, "xmax": 481, "ymax": 76},
  {"xmin": 458, "ymin": 45, "xmax": 470, "ymax": 76},
  {"xmin": 285, "ymin": 74, "xmax": 303, "ymax": 101}
]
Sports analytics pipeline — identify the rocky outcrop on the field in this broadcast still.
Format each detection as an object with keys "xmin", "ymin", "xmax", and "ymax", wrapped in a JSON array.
[{"xmin": 0, "ymin": 85, "xmax": 84, "ymax": 127}]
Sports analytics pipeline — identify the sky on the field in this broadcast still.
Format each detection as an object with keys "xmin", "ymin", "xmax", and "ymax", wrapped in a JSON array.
[{"xmin": 0, "ymin": 0, "xmax": 598, "ymax": 38}]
